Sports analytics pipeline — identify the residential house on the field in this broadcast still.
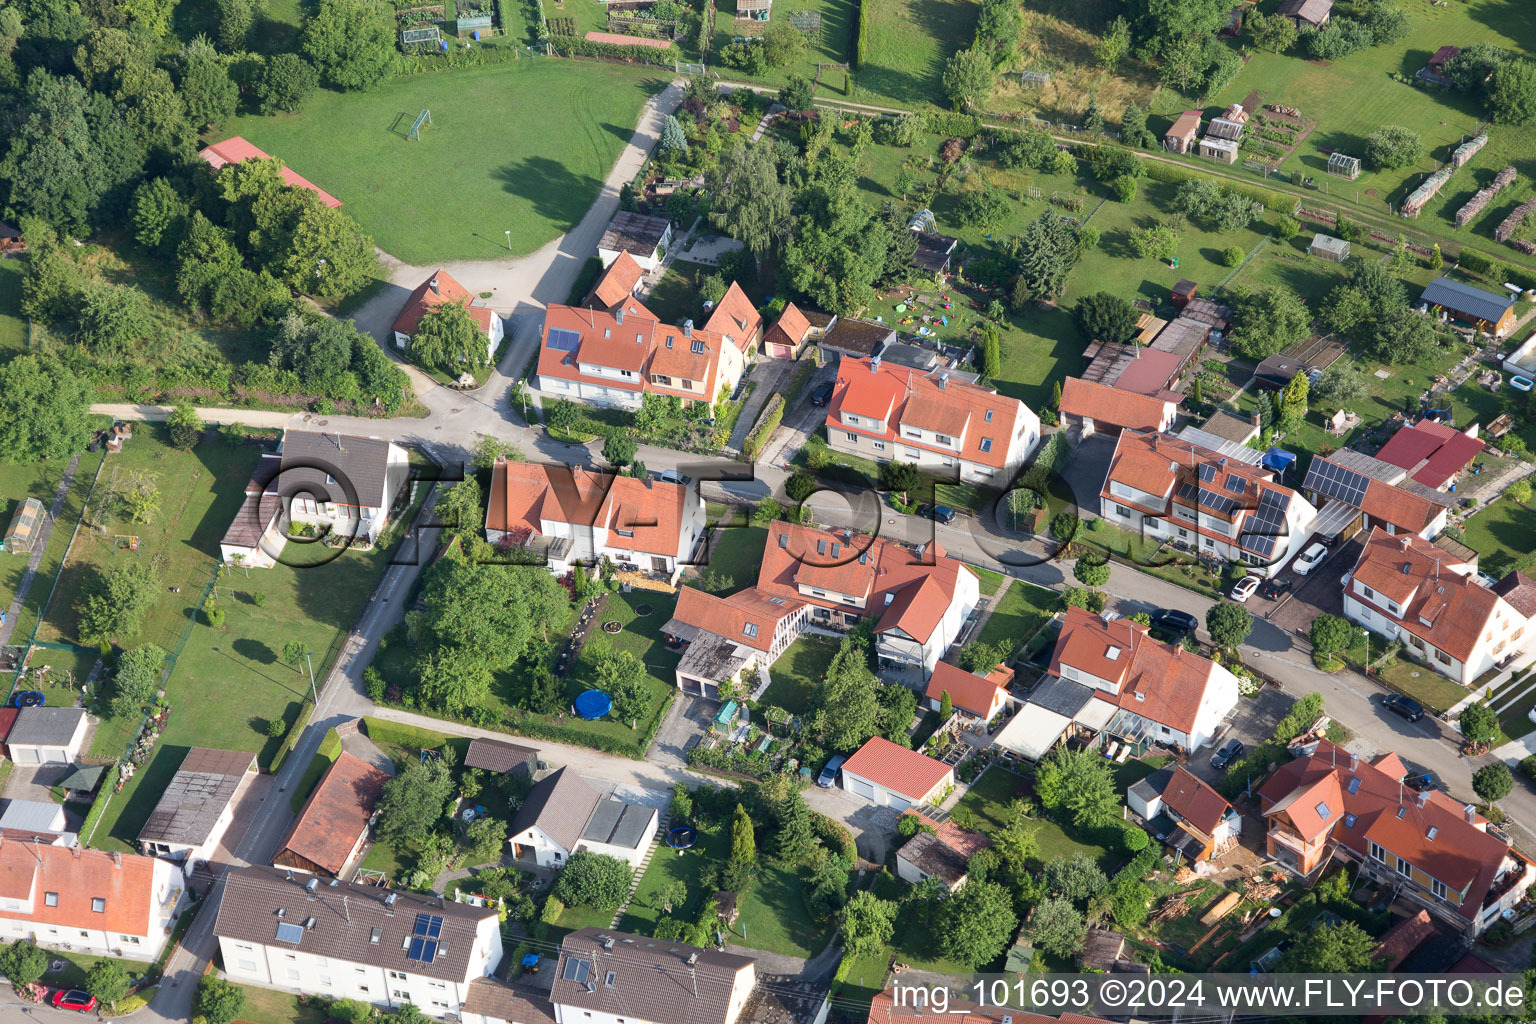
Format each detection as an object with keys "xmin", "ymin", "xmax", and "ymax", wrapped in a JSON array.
[
  {"xmin": 273, "ymin": 752, "xmax": 391, "ymax": 878},
  {"xmin": 597, "ymin": 211, "xmax": 672, "ymax": 271},
  {"xmin": 1421, "ymin": 276, "xmax": 1518, "ymax": 337},
  {"xmin": 1059, "ymin": 378, "xmax": 1179, "ymax": 439},
  {"xmin": 1374, "ymin": 419, "xmax": 1485, "ymax": 492},
  {"xmin": 756, "ymin": 521, "xmax": 980, "ymax": 676},
  {"xmin": 507, "ymin": 767, "xmax": 659, "ymax": 869},
  {"xmin": 762, "ymin": 303, "xmax": 817, "ymax": 359},
  {"xmin": 704, "ymin": 281, "xmax": 764, "ymax": 356},
  {"xmin": 137, "ymin": 748, "xmax": 257, "ymax": 867},
  {"xmin": 840, "ymin": 736, "xmax": 953, "ymax": 811},
  {"xmin": 1099, "ymin": 430, "xmax": 1317, "ymax": 576},
  {"xmin": 586, "ymin": 251, "xmax": 651, "ymax": 314},
  {"xmin": 1260, "ymin": 739, "xmax": 1535, "ymax": 936},
  {"xmin": 1164, "ymin": 111, "xmax": 1202, "ymax": 154},
  {"xmin": 215, "ymin": 866, "xmax": 502, "ymax": 1017},
  {"xmin": 199, "ymin": 136, "xmax": 342, "ymax": 207},
  {"xmin": 0, "ymin": 801, "xmax": 73, "ymax": 845},
  {"xmin": 818, "ymin": 317, "xmax": 895, "ymax": 364},
  {"xmin": 1301, "ymin": 448, "xmax": 1456, "ymax": 542},
  {"xmin": 550, "ymin": 927, "xmax": 756, "ymax": 1024},
  {"xmin": 1154, "ymin": 766, "xmax": 1240, "ymax": 863},
  {"xmin": 662, "ymin": 586, "xmax": 810, "ymax": 698},
  {"xmin": 895, "ymin": 815, "xmax": 991, "ymax": 890},
  {"xmin": 463, "ymin": 738, "xmax": 538, "ymax": 777},
  {"xmin": 6, "ymin": 708, "xmax": 88, "ymax": 764},
  {"xmin": 392, "ymin": 270, "xmax": 504, "ymax": 365},
  {"xmin": 220, "ymin": 431, "xmax": 411, "ymax": 568},
  {"xmin": 535, "ymin": 303, "xmax": 747, "ymax": 410},
  {"xmin": 923, "ymin": 661, "xmax": 1014, "ymax": 721},
  {"xmin": 825, "ymin": 357, "xmax": 1041, "ymax": 485},
  {"xmin": 483, "ymin": 458, "xmax": 706, "ymax": 584},
  {"xmin": 1277, "ymin": 0, "xmax": 1332, "ymax": 27},
  {"xmin": 0, "ymin": 843, "xmax": 182, "ymax": 960},
  {"xmin": 1342, "ymin": 527, "xmax": 1536, "ymax": 687}
]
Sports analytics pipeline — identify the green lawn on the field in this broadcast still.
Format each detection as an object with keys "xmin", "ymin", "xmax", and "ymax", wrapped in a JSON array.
[
  {"xmin": 855, "ymin": 0, "xmax": 978, "ymax": 108},
  {"xmin": 973, "ymin": 578, "xmax": 1056, "ymax": 652},
  {"xmin": 759, "ymin": 636, "xmax": 837, "ymax": 713},
  {"xmin": 950, "ymin": 764, "xmax": 1023, "ymax": 832},
  {"xmin": 232, "ymin": 983, "xmax": 328, "ymax": 1024},
  {"xmin": 700, "ymin": 525, "xmax": 768, "ymax": 593},
  {"xmin": 972, "ymin": 565, "xmax": 1005, "ymax": 597},
  {"xmin": 711, "ymin": 0, "xmax": 855, "ymax": 93},
  {"xmin": 224, "ymin": 61, "xmax": 665, "ymax": 263},
  {"xmin": 1461, "ymin": 493, "xmax": 1536, "ymax": 578},
  {"xmin": 290, "ymin": 727, "xmax": 343, "ymax": 813},
  {"xmin": 0, "ymin": 257, "xmax": 24, "ymax": 358},
  {"xmin": 0, "ymin": 449, "xmax": 104, "ymax": 647}
]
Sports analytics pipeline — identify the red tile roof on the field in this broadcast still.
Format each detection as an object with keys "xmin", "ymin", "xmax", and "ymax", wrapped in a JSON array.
[
  {"xmin": 0, "ymin": 707, "xmax": 17, "ymax": 742},
  {"xmin": 828, "ymin": 358, "xmax": 1033, "ymax": 470},
  {"xmin": 1260, "ymin": 739, "xmax": 1516, "ymax": 926},
  {"xmin": 670, "ymin": 586, "xmax": 803, "ymax": 652},
  {"xmin": 0, "ymin": 844, "xmax": 162, "ymax": 937},
  {"xmin": 1049, "ymin": 606, "xmax": 1222, "ymax": 734},
  {"xmin": 487, "ymin": 459, "xmax": 692, "ymax": 558},
  {"xmin": 1161, "ymin": 765, "xmax": 1233, "ymax": 836},
  {"xmin": 925, "ymin": 661, "xmax": 1012, "ymax": 717},
  {"xmin": 841, "ymin": 736, "xmax": 952, "ymax": 802},
  {"xmin": 392, "ymin": 270, "xmax": 499, "ymax": 337},
  {"xmin": 704, "ymin": 281, "xmax": 762, "ymax": 351},
  {"xmin": 1371, "ymin": 909, "xmax": 1437, "ymax": 972},
  {"xmin": 763, "ymin": 303, "xmax": 811, "ymax": 353},
  {"xmin": 538, "ymin": 304, "xmax": 733, "ymax": 399},
  {"xmin": 1358, "ymin": 476, "xmax": 1446, "ymax": 535},
  {"xmin": 1348, "ymin": 528, "xmax": 1500, "ymax": 662},
  {"xmin": 1060, "ymin": 377, "xmax": 1177, "ymax": 434},
  {"xmin": 276, "ymin": 752, "xmax": 389, "ymax": 876},
  {"xmin": 589, "ymin": 251, "xmax": 646, "ymax": 310},
  {"xmin": 1374, "ymin": 420, "xmax": 1485, "ymax": 490},
  {"xmin": 199, "ymin": 136, "xmax": 342, "ymax": 208}
]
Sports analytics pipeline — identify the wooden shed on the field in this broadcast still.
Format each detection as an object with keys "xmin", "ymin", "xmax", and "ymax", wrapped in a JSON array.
[
  {"xmin": 1171, "ymin": 279, "xmax": 1198, "ymax": 308},
  {"xmin": 3, "ymin": 498, "xmax": 44, "ymax": 555}
]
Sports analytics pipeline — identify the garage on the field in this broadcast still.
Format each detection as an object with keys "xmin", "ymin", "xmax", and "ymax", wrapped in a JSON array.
[
  {"xmin": 840, "ymin": 736, "xmax": 954, "ymax": 810},
  {"xmin": 6, "ymin": 707, "xmax": 88, "ymax": 765}
]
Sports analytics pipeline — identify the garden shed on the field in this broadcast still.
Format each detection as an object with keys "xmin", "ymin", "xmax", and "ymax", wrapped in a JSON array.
[
  {"xmin": 1198, "ymin": 136, "xmax": 1239, "ymax": 164},
  {"xmin": 1327, "ymin": 153, "xmax": 1360, "ymax": 180},
  {"xmin": 2, "ymin": 497, "xmax": 43, "ymax": 555},
  {"xmin": 735, "ymin": 0, "xmax": 770, "ymax": 19},
  {"xmin": 1164, "ymin": 111, "xmax": 1202, "ymax": 155},
  {"xmin": 1309, "ymin": 233, "xmax": 1350, "ymax": 262}
]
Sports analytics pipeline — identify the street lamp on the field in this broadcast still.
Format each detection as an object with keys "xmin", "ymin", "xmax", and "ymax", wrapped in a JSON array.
[{"xmin": 303, "ymin": 651, "xmax": 318, "ymax": 705}]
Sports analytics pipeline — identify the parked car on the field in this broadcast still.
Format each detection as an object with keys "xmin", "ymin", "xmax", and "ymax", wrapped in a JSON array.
[
  {"xmin": 51, "ymin": 991, "xmax": 98, "ymax": 1013},
  {"xmin": 1210, "ymin": 738, "xmax": 1245, "ymax": 770},
  {"xmin": 1383, "ymin": 693, "xmax": 1425, "ymax": 723},
  {"xmin": 1259, "ymin": 577, "xmax": 1293, "ymax": 600},
  {"xmin": 817, "ymin": 754, "xmax": 847, "ymax": 788},
  {"xmin": 1150, "ymin": 609, "xmax": 1199, "ymax": 635},
  {"xmin": 811, "ymin": 382, "xmax": 834, "ymax": 406},
  {"xmin": 916, "ymin": 503, "xmax": 957, "ymax": 524},
  {"xmin": 1293, "ymin": 542, "xmax": 1328, "ymax": 575},
  {"xmin": 1229, "ymin": 575, "xmax": 1260, "ymax": 603}
]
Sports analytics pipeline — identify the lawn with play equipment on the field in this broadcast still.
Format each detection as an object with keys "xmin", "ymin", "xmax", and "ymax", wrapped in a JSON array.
[{"xmin": 225, "ymin": 61, "xmax": 666, "ymax": 263}]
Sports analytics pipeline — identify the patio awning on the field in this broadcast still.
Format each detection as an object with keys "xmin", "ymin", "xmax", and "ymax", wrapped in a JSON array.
[
  {"xmin": 1106, "ymin": 707, "xmax": 1153, "ymax": 742},
  {"xmin": 1073, "ymin": 697, "xmax": 1117, "ymax": 732},
  {"xmin": 993, "ymin": 703, "xmax": 1070, "ymax": 761}
]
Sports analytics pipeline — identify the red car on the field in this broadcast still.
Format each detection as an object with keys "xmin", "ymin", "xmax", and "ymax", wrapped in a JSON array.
[{"xmin": 51, "ymin": 989, "xmax": 98, "ymax": 1012}]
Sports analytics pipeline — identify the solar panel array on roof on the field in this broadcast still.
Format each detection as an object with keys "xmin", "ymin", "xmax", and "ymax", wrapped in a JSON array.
[
  {"xmin": 563, "ymin": 957, "xmax": 591, "ymax": 983},
  {"xmin": 275, "ymin": 921, "xmax": 304, "ymax": 943},
  {"xmin": 1178, "ymin": 481, "xmax": 1239, "ymax": 515},
  {"xmin": 547, "ymin": 327, "xmax": 581, "ymax": 352},
  {"xmin": 1197, "ymin": 462, "xmax": 1217, "ymax": 482},
  {"xmin": 1303, "ymin": 456, "xmax": 1370, "ymax": 507},
  {"xmin": 408, "ymin": 912, "xmax": 443, "ymax": 964},
  {"xmin": 1240, "ymin": 488, "xmax": 1292, "ymax": 557}
]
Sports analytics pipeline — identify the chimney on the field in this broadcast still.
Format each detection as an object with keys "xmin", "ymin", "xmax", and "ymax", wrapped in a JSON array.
[
  {"xmin": 683, "ymin": 320, "xmax": 693, "ymax": 338},
  {"xmin": 428, "ymin": 277, "xmax": 439, "ymax": 296},
  {"xmin": 615, "ymin": 306, "xmax": 624, "ymax": 325},
  {"xmin": 112, "ymin": 851, "xmax": 122, "ymax": 869},
  {"xmin": 871, "ymin": 355, "xmax": 881, "ymax": 373},
  {"xmin": 1251, "ymin": 409, "xmax": 1261, "ymax": 427},
  {"xmin": 1401, "ymin": 536, "xmax": 1411, "ymax": 552},
  {"xmin": 1466, "ymin": 804, "xmax": 1477, "ymax": 824},
  {"xmin": 937, "ymin": 372, "xmax": 949, "ymax": 390},
  {"xmin": 1349, "ymin": 752, "xmax": 1359, "ymax": 771}
]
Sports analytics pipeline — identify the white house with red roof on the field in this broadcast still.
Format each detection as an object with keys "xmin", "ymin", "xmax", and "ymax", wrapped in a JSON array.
[
  {"xmin": 998, "ymin": 607, "xmax": 1238, "ymax": 759},
  {"xmin": 703, "ymin": 281, "xmax": 764, "ymax": 355},
  {"xmin": 1342, "ymin": 527, "xmax": 1536, "ymax": 687},
  {"xmin": 199, "ymin": 136, "xmax": 342, "ymax": 208},
  {"xmin": 924, "ymin": 661, "xmax": 1014, "ymax": 721},
  {"xmin": 662, "ymin": 587, "xmax": 810, "ymax": 698},
  {"xmin": 1150, "ymin": 765, "xmax": 1240, "ymax": 863},
  {"xmin": 1059, "ymin": 377, "xmax": 1179, "ymax": 438},
  {"xmin": 536, "ymin": 300, "xmax": 748, "ymax": 411},
  {"xmin": 1260, "ymin": 739, "xmax": 1535, "ymax": 936},
  {"xmin": 392, "ymin": 270, "xmax": 504, "ymax": 365},
  {"xmin": 1101, "ymin": 430, "xmax": 1317, "ymax": 577},
  {"xmin": 0, "ymin": 842, "xmax": 183, "ymax": 961},
  {"xmin": 840, "ymin": 736, "xmax": 953, "ymax": 810},
  {"xmin": 484, "ymin": 459, "xmax": 705, "ymax": 584},
  {"xmin": 826, "ymin": 357, "xmax": 1039, "ymax": 485},
  {"xmin": 585, "ymin": 251, "xmax": 650, "ymax": 314}
]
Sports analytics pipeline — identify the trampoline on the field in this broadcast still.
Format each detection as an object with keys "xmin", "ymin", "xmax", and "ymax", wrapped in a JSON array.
[
  {"xmin": 574, "ymin": 689, "xmax": 612, "ymax": 720},
  {"xmin": 13, "ymin": 691, "xmax": 43, "ymax": 708},
  {"xmin": 666, "ymin": 825, "xmax": 697, "ymax": 854}
]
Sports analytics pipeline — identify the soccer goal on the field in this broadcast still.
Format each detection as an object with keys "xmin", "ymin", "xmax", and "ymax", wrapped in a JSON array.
[
  {"xmin": 675, "ymin": 60, "xmax": 706, "ymax": 75},
  {"xmin": 408, "ymin": 108, "xmax": 432, "ymax": 142}
]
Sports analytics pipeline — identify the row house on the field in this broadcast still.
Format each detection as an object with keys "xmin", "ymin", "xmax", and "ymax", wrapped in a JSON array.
[
  {"xmin": 1301, "ymin": 448, "xmax": 1456, "ymax": 542},
  {"xmin": 215, "ymin": 867, "xmax": 502, "ymax": 1018},
  {"xmin": 1342, "ymin": 527, "xmax": 1536, "ymax": 687},
  {"xmin": 825, "ymin": 357, "xmax": 1041, "ymax": 485},
  {"xmin": 485, "ymin": 459, "xmax": 705, "ymax": 584},
  {"xmin": 1100, "ymin": 430, "xmax": 1317, "ymax": 577},
  {"xmin": 1260, "ymin": 740, "xmax": 1534, "ymax": 937}
]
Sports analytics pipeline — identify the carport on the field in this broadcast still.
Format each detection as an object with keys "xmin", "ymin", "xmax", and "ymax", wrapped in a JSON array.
[{"xmin": 993, "ymin": 703, "xmax": 1071, "ymax": 762}]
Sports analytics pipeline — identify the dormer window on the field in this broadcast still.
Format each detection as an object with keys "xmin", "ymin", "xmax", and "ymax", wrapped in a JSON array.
[
  {"xmin": 691, "ymin": 339, "xmax": 705, "ymax": 353},
  {"xmin": 743, "ymin": 623, "xmax": 759, "ymax": 639}
]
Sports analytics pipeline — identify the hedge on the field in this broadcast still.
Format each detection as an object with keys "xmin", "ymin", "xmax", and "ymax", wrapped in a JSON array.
[
  {"xmin": 549, "ymin": 34, "xmax": 678, "ymax": 63},
  {"xmin": 396, "ymin": 42, "xmax": 523, "ymax": 76},
  {"xmin": 270, "ymin": 698, "xmax": 314, "ymax": 773},
  {"xmin": 1457, "ymin": 247, "xmax": 1536, "ymax": 291},
  {"xmin": 853, "ymin": 0, "xmax": 868, "ymax": 69},
  {"xmin": 741, "ymin": 393, "xmax": 785, "ymax": 460},
  {"xmin": 923, "ymin": 111, "xmax": 983, "ymax": 138},
  {"xmin": 79, "ymin": 763, "xmax": 122, "ymax": 848},
  {"xmin": 362, "ymin": 717, "xmax": 453, "ymax": 750},
  {"xmin": 1140, "ymin": 158, "xmax": 1294, "ymax": 213},
  {"xmin": 696, "ymin": 0, "xmax": 713, "ymax": 55},
  {"xmin": 812, "ymin": 812, "xmax": 856, "ymax": 860}
]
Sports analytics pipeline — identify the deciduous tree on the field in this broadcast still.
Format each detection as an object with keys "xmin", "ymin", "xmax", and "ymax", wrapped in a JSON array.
[
  {"xmin": 1363, "ymin": 125, "xmax": 1423, "ymax": 170},
  {"xmin": 375, "ymin": 754, "xmax": 454, "ymax": 846},
  {"xmin": 196, "ymin": 976, "xmax": 246, "ymax": 1024},
  {"xmin": 1230, "ymin": 287, "xmax": 1311, "ymax": 359},
  {"xmin": 842, "ymin": 891, "xmax": 897, "ymax": 958},
  {"xmin": 304, "ymin": 0, "xmax": 396, "ymax": 91},
  {"xmin": 942, "ymin": 46, "xmax": 993, "ymax": 109},
  {"xmin": 77, "ymin": 561, "xmax": 161, "ymax": 645},
  {"xmin": 1474, "ymin": 762, "xmax": 1513, "ymax": 802},
  {"xmin": 939, "ymin": 880, "xmax": 1018, "ymax": 967},
  {"xmin": 1035, "ymin": 745, "xmax": 1117, "ymax": 827},
  {"xmin": 110, "ymin": 643, "xmax": 166, "ymax": 718},
  {"xmin": 552, "ymin": 851, "xmax": 633, "ymax": 909},
  {"xmin": 704, "ymin": 142, "xmax": 792, "ymax": 257},
  {"xmin": 1207, "ymin": 601, "xmax": 1253, "ymax": 650},
  {"xmin": 1281, "ymin": 921, "xmax": 1376, "ymax": 972},
  {"xmin": 256, "ymin": 53, "xmax": 319, "ymax": 113}
]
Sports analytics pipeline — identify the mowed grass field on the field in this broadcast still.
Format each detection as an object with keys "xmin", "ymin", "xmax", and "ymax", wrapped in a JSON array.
[
  {"xmin": 0, "ymin": 259, "xmax": 24, "ymax": 358},
  {"xmin": 225, "ymin": 61, "xmax": 666, "ymax": 263},
  {"xmin": 1204, "ymin": 0, "xmax": 1536, "ymax": 224},
  {"xmin": 855, "ymin": 0, "xmax": 978, "ymax": 108}
]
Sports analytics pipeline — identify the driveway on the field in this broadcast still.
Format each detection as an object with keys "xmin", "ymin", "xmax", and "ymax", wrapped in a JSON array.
[
  {"xmin": 728, "ymin": 358, "xmax": 796, "ymax": 451},
  {"xmin": 5, "ymin": 763, "xmax": 78, "ymax": 803},
  {"xmin": 1184, "ymin": 685, "xmax": 1290, "ymax": 788},
  {"xmin": 1263, "ymin": 537, "xmax": 1361, "ymax": 636},
  {"xmin": 802, "ymin": 785, "xmax": 903, "ymax": 861},
  {"xmin": 649, "ymin": 693, "xmax": 716, "ymax": 766},
  {"xmin": 758, "ymin": 361, "xmax": 838, "ymax": 468},
  {"xmin": 1059, "ymin": 432, "xmax": 1117, "ymax": 514}
]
